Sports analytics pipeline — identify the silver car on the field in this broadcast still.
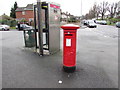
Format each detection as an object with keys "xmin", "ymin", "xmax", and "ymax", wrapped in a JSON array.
[
  {"xmin": 0, "ymin": 25, "xmax": 10, "ymax": 31},
  {"xmin": 116, "ymin": 22, "xmax": 120, "ymax": 28},
  {"xmin": 87, "ymin": 20, "xmax": 97, "ymax": 28},
  {"xmin": 16, "ymin": 24, "xmax": 33, "ymax": 30}
]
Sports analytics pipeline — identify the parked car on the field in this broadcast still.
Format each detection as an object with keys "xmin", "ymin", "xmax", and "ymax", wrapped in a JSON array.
[
  {"xmin": 96, "ymin": 20, "xmax": 101, "ymax": 24},
  {"xmin": 87, "ymin": 20, "xmax": 97, "ymax": 28},
  {"xmin": 16, "ymin": 24, "xmax": 34, "ymax": 30},
  {"xmin": 100, "ymin": 20, "xmax": 107, "ymax": 25},
  {"xmin": 116, "ymin": 22, "xmax": 120, "ymax": 28},
  {"xmin": 83, "ymin": 20, "xmax": 88, "ymax": 25},
  {"xmin": 0, "ymin": 25, "xmax": 10, "ymax": 31},
  {"xmin": 96, "ymin": 20, "xmax": 107, "ymax": 25}
]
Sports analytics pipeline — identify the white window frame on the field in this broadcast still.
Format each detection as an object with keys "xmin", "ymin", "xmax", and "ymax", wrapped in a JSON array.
[{"xmin": 22, "ymin": 11, "xmax": 25, "ymax": 15}]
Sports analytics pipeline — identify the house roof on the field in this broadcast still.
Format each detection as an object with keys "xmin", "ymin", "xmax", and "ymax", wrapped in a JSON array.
[
  {"xmin": 0, "ymin": 14, "xmax": 14, "ymax": 20},
  {"xmin": 16, "ymin": 4, "xmax": 33, "ymax": 11},
  {"xmin": 26, "ymin": 4, "xmax": 33, "ymax": 10},
  {"xmin": 16, "ymin": 7, "xmax": 25, "ymax": 11}
]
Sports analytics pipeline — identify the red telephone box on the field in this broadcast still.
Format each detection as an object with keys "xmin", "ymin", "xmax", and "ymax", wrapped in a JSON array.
[{"xmin": 61, "ymin": 24, "xmax": 80, "ymax": 72}]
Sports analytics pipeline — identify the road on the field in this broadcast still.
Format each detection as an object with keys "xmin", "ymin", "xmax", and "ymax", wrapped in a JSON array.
[
  {"xmin": 77, "ymin": 24, "xmax": 118, "ymax": 88},
  {"xmin": 1, "ymin": 24, "xmax": 119, "ymax": 88},
  {"xmin": 90, "ymin": 25, "xmax": 118, "ymax": 38}
]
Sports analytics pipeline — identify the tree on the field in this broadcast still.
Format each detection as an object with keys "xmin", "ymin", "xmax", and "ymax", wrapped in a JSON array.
[
  {"xmin": 88, "ymin": 9, "xmax": 95, "ymax": 19},
  {"xmin": 0, "ymin": 14, "xmax": 17, "ymax": 27},
  {"xmin": 84, "ymin": 13, "xmax": 89, "ymax": 19},
  {"xmin": 1, "ymin": 14, "xmax": 14, "ymax": 20},
  {"xmin": 108, "ymin": 2, "xmax": 118, "ymax": 18},
  {"xmin": 10, "ymin": 2, "xmax": 18, "ymax": 18},
  {"xmin": 84, "ymin": 3, "xmax": 101, "ymax": 19},
  {"xmin": 99, "ymin": 1, "xmax": 109, "ymax": 20},
  {"xmin": 92, "ymin": 3, "xmax": 101, "ymax": 19}
]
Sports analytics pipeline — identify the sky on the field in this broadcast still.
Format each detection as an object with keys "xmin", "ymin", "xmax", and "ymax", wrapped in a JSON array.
[{"xmin": 0, "ymin": 0, "xmax": 119, "ymax": 16}]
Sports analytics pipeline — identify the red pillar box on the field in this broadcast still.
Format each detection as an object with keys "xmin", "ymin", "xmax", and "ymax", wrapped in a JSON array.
[{"xmin": 61, "ymin": 24, "xmax": 80, "ymax": 72}]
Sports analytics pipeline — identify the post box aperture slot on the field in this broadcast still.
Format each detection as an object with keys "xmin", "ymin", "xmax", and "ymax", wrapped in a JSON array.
[{"xmin": 65, "ymin": 34, "xmax": 73, "ymax": 36}]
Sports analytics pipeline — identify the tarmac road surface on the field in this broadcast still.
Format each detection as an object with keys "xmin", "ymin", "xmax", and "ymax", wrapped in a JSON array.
[{"xmin": 1, "ymin": 24, "xmax": 118, "ymax": 88}]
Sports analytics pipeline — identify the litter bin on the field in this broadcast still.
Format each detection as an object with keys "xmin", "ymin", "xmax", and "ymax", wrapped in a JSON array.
[{"xmin": 23, "ymin": 29, "xmax": 36, "ymax": 47}]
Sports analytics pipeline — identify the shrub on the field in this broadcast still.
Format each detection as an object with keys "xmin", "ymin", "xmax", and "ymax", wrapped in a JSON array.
[{"xmin": 1, "ymin": 20, "xmax": 17, "ymax": 27}]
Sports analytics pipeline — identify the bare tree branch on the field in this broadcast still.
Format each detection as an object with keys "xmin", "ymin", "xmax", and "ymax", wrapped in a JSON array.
[
  {"xmin": 108, "ymin": 2, "xmax": 118, "ymax": 18},
  {"xmin": 98, "ymin": 1, "xmax": 109, "ymax": 19}
]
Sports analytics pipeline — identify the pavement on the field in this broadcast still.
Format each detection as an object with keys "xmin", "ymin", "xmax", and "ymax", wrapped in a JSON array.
[{"xmin": 1, "ymin": 25, "xmax": 119, "ymax": 88}]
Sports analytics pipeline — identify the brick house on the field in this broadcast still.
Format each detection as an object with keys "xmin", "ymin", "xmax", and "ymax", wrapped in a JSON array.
[
  {"xmin": 15, "ymin": 4, "xmax": 34, "ymax": 24},
  {"xmin": 16, "ymin": 3, "xmax": 76, "ymax": 24},
  {"xmin": 61, "ymin": 12, "xmax": 77, "ymax": 22}
]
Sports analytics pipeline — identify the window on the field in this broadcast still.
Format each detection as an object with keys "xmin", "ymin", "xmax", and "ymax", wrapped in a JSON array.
[{"xmin": 22, "ymin": 11, "xmax": 25, "ymax": 15}]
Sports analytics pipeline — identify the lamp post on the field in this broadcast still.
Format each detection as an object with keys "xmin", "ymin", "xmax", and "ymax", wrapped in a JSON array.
[{"xmin": 81, "ymin": 0, "xmax": 82, "ymax": 17}]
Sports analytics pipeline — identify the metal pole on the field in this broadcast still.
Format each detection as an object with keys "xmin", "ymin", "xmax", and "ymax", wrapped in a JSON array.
[
  {"xmin": 80, "ymin": 0, "xmax": 82, "ymax": 26},
  {"xmin": 45, "ymin": 7, "xmax": 49, "ymax": 49},
  {"xmin": 37, "ymin": 0, "xmax": 43, "ymax": 56},
  {"xmin": 81, "ymin": 0, "xmax": 82, "ymax": 17},
  {"xmin": 33, "ymin": 5, "xmax": 38, "ymax": 50}
]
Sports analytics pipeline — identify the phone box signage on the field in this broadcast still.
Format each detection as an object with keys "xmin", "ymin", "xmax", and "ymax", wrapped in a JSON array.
[{"xmin": 50, "ymin": 4, "xmax": 60, "ymax": 9}]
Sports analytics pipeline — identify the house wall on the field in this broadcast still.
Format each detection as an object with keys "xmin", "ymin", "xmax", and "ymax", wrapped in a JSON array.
[{"xmin": 16, "ymin": 10, "xmax": 34, "ymax": 22}]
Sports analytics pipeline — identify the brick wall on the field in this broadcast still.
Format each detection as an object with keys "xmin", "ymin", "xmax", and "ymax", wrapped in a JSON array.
[{"xmin": 16, "ymin": 10, "xmax": 34, "ymax": 22}]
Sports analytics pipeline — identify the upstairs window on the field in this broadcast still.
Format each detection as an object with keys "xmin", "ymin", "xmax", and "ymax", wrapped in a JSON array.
[{"xmin": 22, "ymin": 11, "xmax": 25, "ymax": 15}]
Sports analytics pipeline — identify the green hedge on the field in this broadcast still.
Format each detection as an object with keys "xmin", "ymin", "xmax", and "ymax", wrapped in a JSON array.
[
  {"xmin": 0, "ymin": 20, "xmax": 17, "ymax": 27},
  {"xmin": 97, "ymin": 18, "xmax": 120, "ymax": 25},
  {"xmin": 110, "ymin": 18, "xmax": 120, "ymax": 22}
]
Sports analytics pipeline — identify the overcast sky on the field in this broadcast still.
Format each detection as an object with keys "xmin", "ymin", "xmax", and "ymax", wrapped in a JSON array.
[{"xmin": 0, "ymin": 0, "xmax": 119, "ymax": 16}]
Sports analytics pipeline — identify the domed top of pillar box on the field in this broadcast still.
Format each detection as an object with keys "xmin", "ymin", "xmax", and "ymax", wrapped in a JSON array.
[{"xmin": 61, "ymin": 24, "xmax": 80, "ymax": 30}]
